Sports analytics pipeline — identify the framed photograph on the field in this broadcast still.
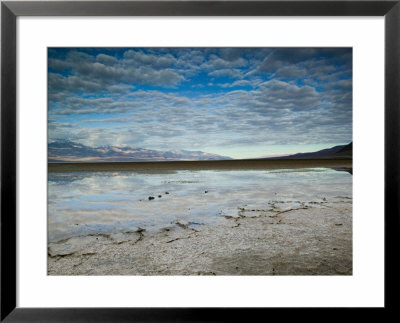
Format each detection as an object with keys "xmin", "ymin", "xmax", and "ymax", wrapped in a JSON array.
[{"xmin": 1, "ymin": 0, "xmax": 398, "ymax": 320}]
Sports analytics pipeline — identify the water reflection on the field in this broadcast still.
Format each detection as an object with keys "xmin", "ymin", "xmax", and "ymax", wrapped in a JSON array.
[{"xmin": 48, "ymin": 168, "xmax": 352, "ymax": 243}]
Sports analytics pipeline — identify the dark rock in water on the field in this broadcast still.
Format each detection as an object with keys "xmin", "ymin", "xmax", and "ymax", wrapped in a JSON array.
[
  {"xmin": 148, "ymin": 196, "xmax": 155, "ymax": 200},
  {"xmin": 158, "ymin": 195, "xmax": 162, "ymax": 198},
  {"xmin": 165, "ymin": 192, "xmax": 169, "ymax": 194},
  {"xmin": 175, "ymin": 221, "xmax": 188, "ymax": 229},
  {"xmin": 205, "ymin": 190, "xmax": 208, "ymax": 193}
]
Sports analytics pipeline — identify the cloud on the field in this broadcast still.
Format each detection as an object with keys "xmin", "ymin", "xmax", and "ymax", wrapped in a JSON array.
[
  {"xmin": 201, "ymin": 53, "xmax": 248, "ymax": 70},
  {"xmin": 49, "ymin": 79, "xmax": 350, "ymax": 150},
  {"xmin": 49, "ymin": 49, "xmax": 187, "ymax": 89},
  {"xmin": 217, "ymin": 79, "xmax": 260, "ymax": 88},
  {"xmin": 274, "ymin": 65, "xmax": 307, "ymax": 78},
  {"xmin": 123, "ymin": 50, "xmax": 177, "ymax": 68},
  {"xmin": 208, "ymin": 69, "xmax": 244, "ymax": 78},
  {"xmin": 258, "ymin": 48, "xmax": 351, "ymax": 73}
]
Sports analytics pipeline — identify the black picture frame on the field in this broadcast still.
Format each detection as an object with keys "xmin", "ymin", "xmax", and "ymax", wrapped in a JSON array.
[{"xmin": 1, "ymin": 0, "xmax": 399, "ymax": 321}]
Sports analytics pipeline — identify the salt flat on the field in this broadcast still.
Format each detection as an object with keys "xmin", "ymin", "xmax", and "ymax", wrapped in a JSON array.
[{"xmin": 48, "ymin": 165, "xmax": 352, "ymax": 275}]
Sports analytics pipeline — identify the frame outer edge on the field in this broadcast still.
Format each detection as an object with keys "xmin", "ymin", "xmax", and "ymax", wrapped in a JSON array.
[
  {"xmin": 1, "ymin": 2, "xmax": 17, "ymax": 322},
  {"xmin": 385, "ymin": 1, "xmax": 400, "ymax": 310},
  {"xmin": 0, "ymin": 0, "xmax": 398, "ymax": 321},
  {"xmin": 2, "ymin": 1, "xmax": 399, "ymax": 16}
]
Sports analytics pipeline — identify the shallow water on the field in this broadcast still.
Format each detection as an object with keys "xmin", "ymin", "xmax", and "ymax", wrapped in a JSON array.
[{"xmin": 48, "ymin": 168, "xmax": 352, "ymax": 243}]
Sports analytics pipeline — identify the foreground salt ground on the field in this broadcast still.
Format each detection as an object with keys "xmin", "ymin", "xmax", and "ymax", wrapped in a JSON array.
[{"xmin": 48, "ymin": 197, "xmax": 352, "ymax": 275}]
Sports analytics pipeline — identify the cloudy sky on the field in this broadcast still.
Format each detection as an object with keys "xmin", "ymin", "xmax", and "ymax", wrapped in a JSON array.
[{"xmin": 48, "ymin": 48, "xmax": 352, "ymax": 159}]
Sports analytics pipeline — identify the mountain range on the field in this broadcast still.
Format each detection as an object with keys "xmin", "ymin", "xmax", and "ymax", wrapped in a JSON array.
[
  {"xmin": 48, "ymin": 140, "xmax": 352, "ymax": 163},
  {"xmin": 48, "ymin": 140, "xmax": 232, "ymax": 162},
  {"xmin": 267, "ymin": 142, "xmax": 352, "ymax": 160}
]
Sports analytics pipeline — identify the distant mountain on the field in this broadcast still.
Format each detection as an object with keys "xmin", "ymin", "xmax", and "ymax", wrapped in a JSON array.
[
  {"xmin": 334, "ymin": 142, "xmax": 352, "ymax": 157},
  {"xmin": 267, "ymin": 142, "xmax": 352, "ymax": 160},
  {"xmin": 48, "ymin": 140, "xmax": 232, "ymax": 162}
]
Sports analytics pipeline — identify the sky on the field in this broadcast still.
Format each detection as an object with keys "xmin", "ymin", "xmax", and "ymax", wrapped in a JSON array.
[{"xmin": 48, "ymin": 48, "xmax": 352, "ymax": 159}]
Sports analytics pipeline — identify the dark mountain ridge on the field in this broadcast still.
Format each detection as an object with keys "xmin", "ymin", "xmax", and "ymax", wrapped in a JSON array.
[{"xmin": 267, "ymin": 142, "xmax": 352, "ymax": 160}]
